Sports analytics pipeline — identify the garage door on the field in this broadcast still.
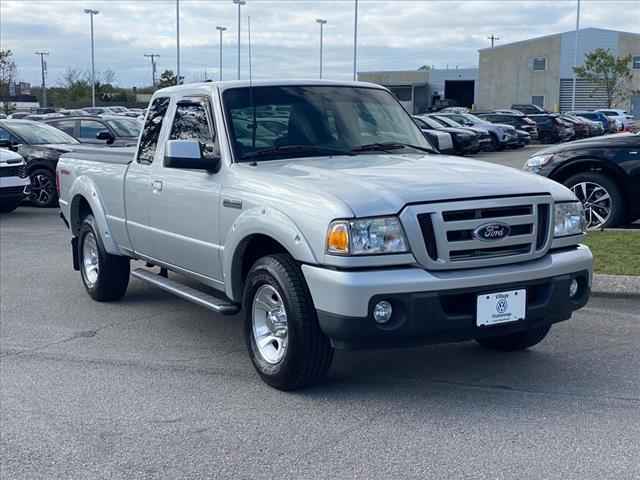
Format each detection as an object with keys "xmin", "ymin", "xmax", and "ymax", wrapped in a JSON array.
[{"xmin": 559, "ymin": 79, "xmax": 608, "ymax": 112}]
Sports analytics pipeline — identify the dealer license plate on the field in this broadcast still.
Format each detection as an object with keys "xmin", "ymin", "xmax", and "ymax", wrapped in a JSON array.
[{"xmin": 476, "ymin": 289, "xmax": 526, "ymax": 327}]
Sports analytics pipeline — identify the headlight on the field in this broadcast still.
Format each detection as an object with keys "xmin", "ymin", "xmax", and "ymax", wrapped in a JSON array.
[
  {"xmin": 554, "ymin": 202, "xmax": 586, "ymax": 237},
  {"xmin": 524, "ymin": 154, "xmax": 553, "ymax": 173},
  {"xmin": 326, "ymin": 217, "xmax": 409, "ymax": 255}
]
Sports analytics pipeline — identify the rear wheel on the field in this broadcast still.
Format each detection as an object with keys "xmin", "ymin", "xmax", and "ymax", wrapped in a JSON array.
[
  {"xmin": 28, "ymin": 168, "xmax": 57, "ymax": 208},
  {"xmin": 476, "ymin": 325, "xmax": 551, "ymax": 352},
  {"xmin": 243, "ymin": 254, "xmax": 334, "ymax": 391},
  {"xmin": 78, "ymin": 214, "xmax": 130, "ymax": 301},
  {"xmin": 564, "ymin": 172, "xmax": 625, "ymax": 229}
]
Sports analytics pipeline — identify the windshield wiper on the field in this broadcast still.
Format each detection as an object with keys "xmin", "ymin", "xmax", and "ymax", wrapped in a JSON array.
[
  {"xmin": 350, "ymin": 142, "xmax": 434, "ymax": 154},
  {"xmin": 241, "ymin": 144, "xmax": 353, "ymax": 160}
]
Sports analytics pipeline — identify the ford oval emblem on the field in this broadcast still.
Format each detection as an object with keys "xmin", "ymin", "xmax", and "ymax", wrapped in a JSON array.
[{"xmin": 473, "ymin": 222, "xmax": 511, "ymax": 241}]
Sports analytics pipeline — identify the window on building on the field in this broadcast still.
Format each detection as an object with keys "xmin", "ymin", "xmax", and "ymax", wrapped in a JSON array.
[
  {"xmin": 389, "ymin": 86, "xmax": 413, "ymax": 102},
  {"xmin": 532, "ymin": 57, "xmax": 547, "ymax": 71},
  {"xmin": 633, "ymin": 56, "xmax": 640, "ymax": 69},
  {"xmin": 531, "ymin": 96, "xmax": 545, "ymax": 108},
  {"xmin": 137, "ymin": 96, "xmax": 170, "ymax": 164}
]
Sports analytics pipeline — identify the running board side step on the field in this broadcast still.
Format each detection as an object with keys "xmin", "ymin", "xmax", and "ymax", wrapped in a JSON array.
[{"xmin": 131, "ymin": 268, "xmax": 240, "ymax": 315}]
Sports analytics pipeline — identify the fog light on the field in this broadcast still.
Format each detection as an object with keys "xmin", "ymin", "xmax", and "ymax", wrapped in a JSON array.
[
  {"xmin": 373, "ymin": 301, "xmax": 393, "ymax": 324},
  {"xmin": 569, "ymin": 279, "xmax": 579, "ymax": 298}
]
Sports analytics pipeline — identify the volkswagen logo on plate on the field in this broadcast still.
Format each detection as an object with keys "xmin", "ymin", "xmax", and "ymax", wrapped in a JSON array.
[{"xmin": 473, "ymin": 222, "xmax": 511, "ymax": 241}]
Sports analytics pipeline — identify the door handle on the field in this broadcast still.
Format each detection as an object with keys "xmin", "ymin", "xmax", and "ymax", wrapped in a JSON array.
[{"xmin": 152, "ymin": 180, "xmax": 163, "ymax": 192}]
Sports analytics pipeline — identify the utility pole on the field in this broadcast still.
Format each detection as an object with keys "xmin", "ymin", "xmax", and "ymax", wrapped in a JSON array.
[
  {"xmin": 144, "ymin": 54, "xmax": 160, "ymax": 87},
  {"xmin": 488, "ymin": 34, "xmax": 500, "ymax": 48},
  {"xmin": 353, "ymin": 0, "xmax": 358, "ymax": 80},
  {"xmin": 571, "ymin": 0, "xmax": 581, "ymax": 111},
  {"xmin": 34, "ymin": 51, "xmax": 49, "ymax": 108},
  {"xmin": 233, "ymin": 0, "xmax": 246, "ymax": 80},
  {"xmin": 216, "ymin": 26, "xmax": 227, "ymax": 81},
  {"xmin": 176, "ymin": 0, "xmax": 181, "ymax": 84},
  {"xmin": 84, "ymin": 9, "xmax": 99, "ymax": 107},
  {"xmin": 316, "ymin": 19, "xmax": 327, "ymax": 79}
]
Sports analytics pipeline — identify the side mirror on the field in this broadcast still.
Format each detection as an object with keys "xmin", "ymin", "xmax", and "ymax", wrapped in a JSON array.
[
  {"xmin": 0, "ymin": 139, "xmax": 11, "ymax": 148},
  {"xmin": 96, "ymin": 130, "xmax": 115, "ymax": 144},
  {"xmin": 164, "ymin": 139, "xmax": 220, "ymax": 171}
]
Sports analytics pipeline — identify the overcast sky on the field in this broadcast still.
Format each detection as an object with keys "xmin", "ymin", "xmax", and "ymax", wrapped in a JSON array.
[{"xmin": 1, "ymin": 0, "xmax": 638, "ymax": 88}]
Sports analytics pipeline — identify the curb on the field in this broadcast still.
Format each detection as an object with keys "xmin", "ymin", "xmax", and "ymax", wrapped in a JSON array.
[{"xmin": 591, "ymin": 274, "xmax": 640, "ymax": 298}]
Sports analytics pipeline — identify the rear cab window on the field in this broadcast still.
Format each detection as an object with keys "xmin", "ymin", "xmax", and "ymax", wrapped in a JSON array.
[{"xmin": 138, "ymin": 97, "xmax": 171, "ymax": 164}]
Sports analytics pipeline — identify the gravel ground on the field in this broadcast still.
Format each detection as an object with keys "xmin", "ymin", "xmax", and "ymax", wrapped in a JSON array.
[{"xmin": 2, "ymin": 207, "xmax": 639, "ymax": 480}]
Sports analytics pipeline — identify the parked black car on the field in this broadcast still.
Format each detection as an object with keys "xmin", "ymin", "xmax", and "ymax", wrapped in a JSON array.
[
  {"xmin": 430, "ymin": 115, "xmax": 494, "ymax": 151},
  {"xmin": 44, "ymin": 115, "xmax": 140, "ymax": 146},
  {"xmin": 528, "ymin": 114, "xmax": 574, "ymax": 143},
  {"xmin": 413, "ymin": 115, "xmax": 480, "ymax": 155},
  {"xmin": 560, "ymin": 115, "xmax": 591, "ymax": 139},
  {"xmin": 511, "ymin": 104, "xmax": 548, "ymax": 115},
  {"xmin": 0, "ymin": 120, "xmax": 79, "ymax": 207},
  {"xmin": 476, "ymin": 112, "xmax": 539, "ymax": 139},
  {"xmin": 525, "ymin": 132, "xmax": 640, "ymax": 228}
]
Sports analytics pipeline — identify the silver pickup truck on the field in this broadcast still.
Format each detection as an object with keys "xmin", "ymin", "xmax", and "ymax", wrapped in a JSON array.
[{"xmin": 58, "ymin": 80, "xmax": 593, "ymax": 390}]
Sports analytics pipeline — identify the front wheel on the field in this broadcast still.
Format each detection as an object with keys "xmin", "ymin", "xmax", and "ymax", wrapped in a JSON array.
[
  {"xmin": 476, "ymin": 325, "xmax": 551, "ymax": 352},
  {"xmin": 78, "ymin": 214, "xmax": 130, "ymax": 301},
  {"xmin": 243, "ymin": 254, "xmax": 334, "ymax": 391},
  {"xmin": 28, "ymin": 168, "xmax": 57, "ymax": 208},
  {"xmin": 564, "ymin": 172, "xmax": 625, "ymax": 229}
]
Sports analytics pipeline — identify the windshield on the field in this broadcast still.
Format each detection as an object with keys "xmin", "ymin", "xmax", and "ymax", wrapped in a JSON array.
[
  {"xmin": 223, "ymin": 85, "xmax": 432, "ymax": 162},
  {"xmin": 433, "ymin": 116, "xmax": 462, "ymax": 128},
  {"xmin": 106, "ymin": 118, "xmax": 141, "ymax": 137},
  {"xmin": 7, "ymin": 121, "xmax": 79, "ymax": 145}
]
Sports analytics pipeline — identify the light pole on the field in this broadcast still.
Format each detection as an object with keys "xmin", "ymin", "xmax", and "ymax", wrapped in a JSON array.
[
  {"xmin": 84, "ymin": 9, "xmax": 99, "ymax": 107},
  {"xmin": 571, "ymin": 0, "xmax": 581, "ymax": 111},
  {"xmin": 216, "ymin": 26, "xmax": 227, "ymax": 81},
  {"xmin": 316, "ymin": 19, "xmax": 327, "ymax": 79},
  {"xmin": 34, "ymin": 51, "xmax": 49, "ymax": 107},
  {"xmin": 176, "ymin": 0, "xmax": 181, "ymax": 84},
  {"xmin": 488, "ymin": 34, "xmax": 500, "ymax": 48},
  {"xmin": 233, "ymin": 0, "xmax": 246, "ymax": 80},
  {"xmin": 144, "ymin": 54, "xmax": 160, "ymax": 86},
  {"xmin": 353, "ymin": 0, "xmax": 358, "ymax": 80}
]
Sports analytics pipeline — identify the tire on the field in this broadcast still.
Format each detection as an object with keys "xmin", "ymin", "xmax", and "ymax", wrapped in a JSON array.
[
  {"xmin": 564, "ymin": 172, "xmax": 625, "ymax": 229},
  {"xmin": 476, "ymin": 325, "xmax": 551, "ymax": 352},
  {"xmin": 28, "ymin": 168, "xmax": 57, "ymax": 208},
  {"xmin": 78, "ymin": 214, "xmax": 130, "ymax": 301},
  {"xmin": 243, "ymin": 254, "xmax": 334, "ymax": 391}
]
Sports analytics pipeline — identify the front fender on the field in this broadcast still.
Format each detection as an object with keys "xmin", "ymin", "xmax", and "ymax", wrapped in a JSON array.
[
  {"xmin": 67, "ymin": 175, "xmax": 123, "ymax": 255},
  {"xmin": 223, "ymin": 206, "xmax": 318, "ymax": 301}
]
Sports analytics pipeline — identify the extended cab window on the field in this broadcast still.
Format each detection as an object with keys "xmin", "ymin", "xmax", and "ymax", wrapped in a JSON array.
[
  {"xmin": 169, "ymin": 98, "xmax": 219, "ymax": 160},
  {"xmin": 138, "ymin": 97, "xmax": 170, "ymax": 164}
]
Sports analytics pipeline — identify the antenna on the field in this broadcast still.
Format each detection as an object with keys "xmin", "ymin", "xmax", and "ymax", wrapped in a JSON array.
[{"xmin": 248, "ymin": 15, "xmax": 257, "ymax": 149}]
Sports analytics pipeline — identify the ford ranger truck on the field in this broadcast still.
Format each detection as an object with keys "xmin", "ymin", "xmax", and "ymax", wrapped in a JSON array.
[{"xmin": 57, "ymin": 81, "xmax": 593, "ymax": 390}]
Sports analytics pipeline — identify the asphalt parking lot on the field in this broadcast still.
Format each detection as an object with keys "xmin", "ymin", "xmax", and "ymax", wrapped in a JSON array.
[{"xmin": 2, "ymin": 202, "xmax": 640, "ymax": 478}]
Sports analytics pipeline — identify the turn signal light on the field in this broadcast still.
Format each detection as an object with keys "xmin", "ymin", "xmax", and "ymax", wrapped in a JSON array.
[{"xmin": 327, "ymin": 222, "xmax": 349, "ymax": 255}]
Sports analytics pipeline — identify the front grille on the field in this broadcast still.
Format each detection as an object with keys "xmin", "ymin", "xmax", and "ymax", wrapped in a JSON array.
[
  {"xmin": 0, "ymin": 165, "xmax": 27, "ymax": 178},
  {"xmin": 409, "ymin": 195, "xmax": 553, "ymax": 270}
]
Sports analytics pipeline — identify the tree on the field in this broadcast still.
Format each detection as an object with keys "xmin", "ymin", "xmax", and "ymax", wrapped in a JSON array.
[
  {"xmin": 158, "ymin": 70, "xmax": 177, "ymax": 88},
  {"xmin": 0, "ymin": 49, "xmax": 18, "ymax": 113},
  {"xmin": 573, "ymin": 48, "xmax": 634, "ymax": 108}
]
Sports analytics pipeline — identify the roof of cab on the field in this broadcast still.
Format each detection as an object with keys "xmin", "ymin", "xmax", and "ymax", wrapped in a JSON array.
[{"xmin": 154, "ymin": 79, "xmax": 387, "ymax": 96}]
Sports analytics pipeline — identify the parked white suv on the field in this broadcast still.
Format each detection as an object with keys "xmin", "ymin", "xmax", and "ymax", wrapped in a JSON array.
[
  {"xmin": 596, "ymin": 109, "xmax": 636, "ymax": 130},
  {"xmin": 0, "ymin": 149, "xmax": 30, "ymax": 213}
]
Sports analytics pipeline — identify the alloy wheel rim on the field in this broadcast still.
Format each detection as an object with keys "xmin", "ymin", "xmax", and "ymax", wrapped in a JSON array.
[
  {"xmin": 252, "ymin": 284, "xmax": 289, "ymax": 365},
  {"xmin": 570, "ymin": 181, "xmax": 612, "ymax": 229},
  {"xmin": 82, "ymin": 232, "xmax": 100, "ymax": 287},
  {"xmin": 29, "ymin": 173, "xmax": 55, "ymax": 206}
]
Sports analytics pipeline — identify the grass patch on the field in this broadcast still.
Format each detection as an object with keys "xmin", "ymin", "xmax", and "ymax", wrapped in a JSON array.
[{"xmin": 583, "ymin": 231, "xmax": 640, "ymax": 276}]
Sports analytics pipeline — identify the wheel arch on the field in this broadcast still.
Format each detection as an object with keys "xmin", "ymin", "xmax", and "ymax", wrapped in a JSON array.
[
  {"xmin": 67, "ymin": 176, "xmax": 123, "ymax": 255},
  {"xmin": 223, "ymin": 207, "xmax": 318, "ymax": 302},
  {"xmin": 550, "ymin": 157, "xmax": 631, "ymax": 205}
]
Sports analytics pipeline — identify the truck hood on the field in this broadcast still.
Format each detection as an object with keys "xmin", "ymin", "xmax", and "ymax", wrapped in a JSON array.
[{"xmin": 252, "ymin": 153, "xmax": 575, "ymax": 217}]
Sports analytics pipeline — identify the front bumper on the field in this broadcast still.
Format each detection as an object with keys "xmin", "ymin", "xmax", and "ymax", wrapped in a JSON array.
[{"xmin": 303, "ymin": 246, "xmax": 592, "ymax": 349}]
